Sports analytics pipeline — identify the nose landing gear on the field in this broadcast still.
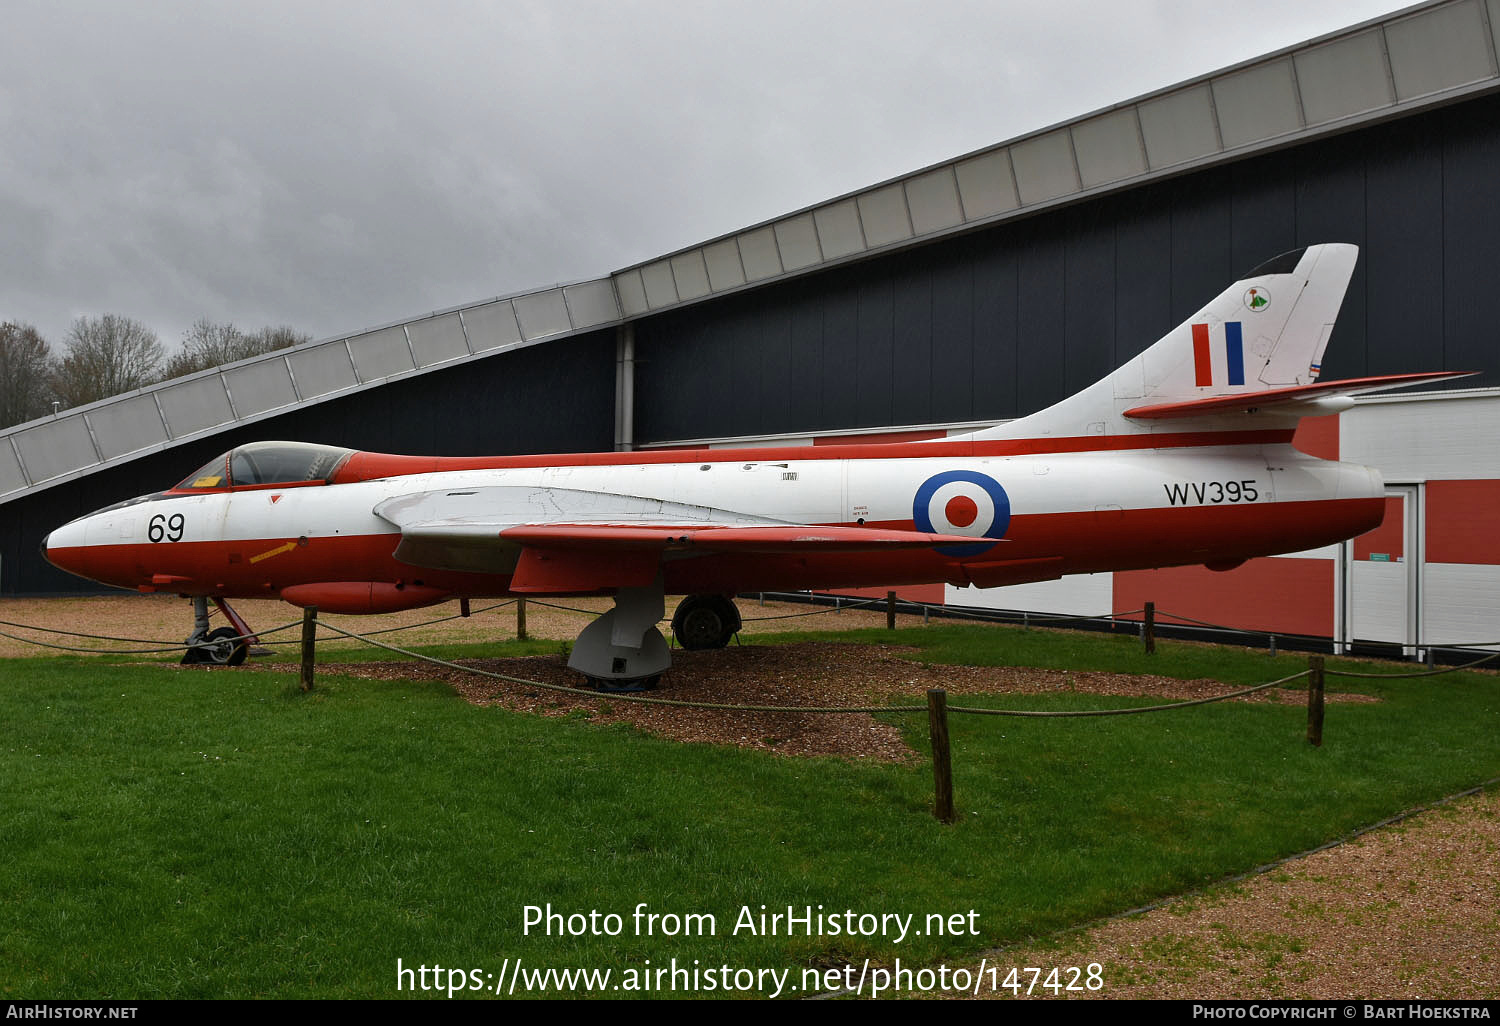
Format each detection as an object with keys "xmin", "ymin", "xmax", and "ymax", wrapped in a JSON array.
[{"xmin": 181, "ymin": 596, "xmax": 253, "ymax": 666}]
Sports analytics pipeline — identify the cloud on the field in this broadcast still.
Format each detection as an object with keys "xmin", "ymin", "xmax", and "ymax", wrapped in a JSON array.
[{"xmin": 0, "ymin": 0, "xmax": 1411, "ymax": 350}]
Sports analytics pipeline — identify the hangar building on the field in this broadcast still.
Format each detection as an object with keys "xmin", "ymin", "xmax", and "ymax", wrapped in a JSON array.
[{"xmin": 4, "ymin": 0, "xmax": 1498, "ymax": 656}]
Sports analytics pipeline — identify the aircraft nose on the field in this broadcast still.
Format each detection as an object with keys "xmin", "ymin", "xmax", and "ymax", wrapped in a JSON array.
[{"xmin": 39, "ymin": 531, "xmax": 49, "ymax": 563}]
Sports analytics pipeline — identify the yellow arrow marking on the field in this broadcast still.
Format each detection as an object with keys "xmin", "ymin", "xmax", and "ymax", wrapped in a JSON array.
[{"xmin": 249, "ymin": 541, "xmax": 298, "ymax": 565}]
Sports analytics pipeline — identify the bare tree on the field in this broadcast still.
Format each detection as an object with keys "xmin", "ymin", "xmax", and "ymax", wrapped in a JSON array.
[
  {"xmin": 164, "ymin": 319, "xmax": 309, "ymax": 379},
  {"xmin": 247, "ymin": 325, "xmax": 310, "ymax": 353},
  {"xmin": 164, "ymin": 318, "xmax": 247, "ymax": 379},
  {"xmin": 0, "ymin": 322, "xmax": 57, "ymax": 429},
  {"xmin": 51, "ymin": 314, "xmax": 164, "ymax": 408}
]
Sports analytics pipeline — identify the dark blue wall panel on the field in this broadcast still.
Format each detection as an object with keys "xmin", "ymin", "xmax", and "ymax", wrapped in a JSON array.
[
  {"xmin": 1016, "ymin": 229, "xmax": 1067, "ymax": 406},
  {"xmin": 928, "ymin": 253, "xmax": 975, "ymax": 420},
  {"xmin": 970, "ymin": 243, "xmax": 1017, "ymax": 421},
  {"xmin": 1113, "ymin": 194, "xmax": 1173, "ymax": 362},
  {"xmin": 1061, "ymin": 211, "xmax": 1115, "ymax": 396},
  {"xmin": 855, "ymin": 279, "xmax": 894, "ymax": 426},
  {"xmin": 1169, "ymin": 169, "xmax": 1234, "ymax": 323},
  {"xmin": 890, "ymin": 262, "xmax": 934, "ymax": 426},
  {"xmin": 1442, "ymin": 99, "xmax": 1500, "ymax": 380},
  {"xmin": 1366, "ymin": 117, "xmax": 1443, "ymax": 380}
]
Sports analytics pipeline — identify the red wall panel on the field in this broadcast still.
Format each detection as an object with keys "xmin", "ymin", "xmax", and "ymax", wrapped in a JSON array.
[
  {"xmin": 1113, "ymin": 557, "xmax": 1335, "ymax": 636},
  {"xmin": 1291, "ymin": 414, "xmax": 1340, "ymax": 460},
  {"xmin": 1426, "ymin": 480, "xmax": 1500, "ymax": 565},
  {"xmin": 1352, "ymin": 496, "xmax": 1404, "ymax": 562}
]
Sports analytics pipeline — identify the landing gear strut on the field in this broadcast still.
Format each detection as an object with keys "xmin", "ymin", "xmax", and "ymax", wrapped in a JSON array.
[
  {"xmin": 671, "ymin": 594, "xmax": 741, "ymax": 650},
  {"xmin": 182, "ymin": 596, "xmax": 250, "ymax": 666},
  {"xmin": 567, "ymin": 581, "xmax": 671, "ymax": 686}
]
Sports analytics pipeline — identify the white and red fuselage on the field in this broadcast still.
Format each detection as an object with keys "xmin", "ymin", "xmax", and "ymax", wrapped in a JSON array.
[
  {"xmin": 50, "ymin": 244, "xmax": 1445, "ymax": 645},
  {"xmin": 42, "ymin": 431, "xmax": 1384, "ymax": 613}
]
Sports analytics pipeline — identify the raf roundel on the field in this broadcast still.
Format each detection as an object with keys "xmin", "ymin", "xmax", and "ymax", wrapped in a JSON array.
[{"xmin": 913, "ymin": 470, "xmax": 1011, "ymax": 556}]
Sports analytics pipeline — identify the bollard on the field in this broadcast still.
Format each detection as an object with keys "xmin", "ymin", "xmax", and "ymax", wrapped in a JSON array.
[
  {"xmin": 517, "ymin": 598, "xmax": 528, "ymax": 641},
  {"xmin": 887, "ymin": 591, "xmax": 897, "ymax": 630},
  {"xmin": 923, "ymin": 604, "xmax": 929, "ymax": 626},
  {"xmin": 299, "ymin": 605, "xmax": 317, "ymax": 692},
  {"xmin": 927, "ymin": 689, "xmax": 956, "ymax": 824},
  {"xmin": 1144, "ymin": 602, "xmax": 1156, "ymax": 655},
  {"xmin": 460, "ymin": 597, "xmax": 471, "ymax": 618},
  {"xmin": 1306, "ymin": 655, "xmax": 1325, "ymax": 747},
  {"xmin": 1269, "ymin": 633, "xmax": 1277, "ymax": 657}
]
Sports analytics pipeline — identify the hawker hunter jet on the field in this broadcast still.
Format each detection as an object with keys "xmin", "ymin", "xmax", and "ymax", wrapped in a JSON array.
[{"xmin": 42, "ymin": 245, "xmax": 1470, "ymax": 684}]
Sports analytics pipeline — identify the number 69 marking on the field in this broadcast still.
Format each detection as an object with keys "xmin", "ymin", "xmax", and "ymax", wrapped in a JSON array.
[{"xmin": 148, "ymin": 513, "xmax": 185, "ymax": 543}]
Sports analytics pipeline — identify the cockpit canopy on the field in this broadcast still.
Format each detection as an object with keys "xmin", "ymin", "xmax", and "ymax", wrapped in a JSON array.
[{"xmin": 175, "ymin": 441, "xmax": 354, "ymax": 491}]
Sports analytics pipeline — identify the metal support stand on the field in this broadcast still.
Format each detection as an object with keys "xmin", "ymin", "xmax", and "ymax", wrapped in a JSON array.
[{"xmin": 568, "ymin": 581, "xmax": 671, "ymax": 684}]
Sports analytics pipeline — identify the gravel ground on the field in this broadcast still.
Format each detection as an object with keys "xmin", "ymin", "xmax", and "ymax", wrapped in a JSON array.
[
  {"xmin": 2, "ymin": 593, "xmax": 1495, "ymax": 998},
  {"xmin": 966, "ymin": 788, "xmax": 1500, "ymax": 1000}
]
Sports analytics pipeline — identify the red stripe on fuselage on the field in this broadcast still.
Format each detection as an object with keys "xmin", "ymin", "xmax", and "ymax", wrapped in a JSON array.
[
  {"xmin": 322, "ymin": 429, "xmax": 1296, "ymax": 485},
  {"xmin": 46, "ymin": 497, "xmax": 1383, "ymax": 602}
]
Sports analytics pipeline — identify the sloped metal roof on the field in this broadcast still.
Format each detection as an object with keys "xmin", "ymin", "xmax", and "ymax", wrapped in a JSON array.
[
  {"xmin": 0, "ymin": 279, "xmax": 622, "ymax": 500},
  {"xmin": 611, "ymin": 0, "xmax": 1500, "ymax": 315},
  {"xmin": 4, "ymin": 0, "xmax": 1496, "ymax": 504}
]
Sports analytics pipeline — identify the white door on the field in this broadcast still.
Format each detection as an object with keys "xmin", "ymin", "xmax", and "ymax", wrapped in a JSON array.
[{"xmin": 1345, "ymin": 485, "xmax": 1419, "ymax": 655}]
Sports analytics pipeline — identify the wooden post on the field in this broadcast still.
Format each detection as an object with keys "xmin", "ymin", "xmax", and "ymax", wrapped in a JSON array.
[
  {"xmin": 1144, "ymin": 601, "xmax": 1156, "ymax": 655},
  {"xmin": 1306, "ymin": 655, "xmax": 1325, "ymax": 746},
  {"xmin": 299, "ymin": 605, "xmax": 317, "ymax": 692},
  {"xmin": 927, "ymin": 689, "xmax": 955, "ymax": 824},
  {"xmin": 516, "ymin": 598, "xmax": 528, "ymax": 641},
  {"xmin": 886, "ymin": 590, "xmax": 897, "ymax": 630}
]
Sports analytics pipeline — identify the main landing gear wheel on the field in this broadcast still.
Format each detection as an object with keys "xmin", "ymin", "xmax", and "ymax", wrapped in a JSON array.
[
  {"xmin": 671, "ymin": 595, "xmax": 741, "ymax": 651},
  {"xmin": 186, "ymin": 626, "xmax": 248, "ymax": 666}
]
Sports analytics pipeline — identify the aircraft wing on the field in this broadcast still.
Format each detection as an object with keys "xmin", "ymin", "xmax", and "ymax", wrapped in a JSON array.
[
  {"xmin": 373, "ymin": 485, "xmax": 989, "ymax": 591},
  {"xmin": 1123, "ymin": 370, "xmax": 1476, "ymax": 420}
]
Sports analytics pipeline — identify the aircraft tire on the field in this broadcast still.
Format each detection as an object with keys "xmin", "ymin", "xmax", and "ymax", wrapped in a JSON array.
[
  {"xmin": 672, "ymin": 595, "xmax": 740, "ymax": 651},
  {"xmin": 200, "ymin": 626, "xmax": 249, "ymax": 667}
]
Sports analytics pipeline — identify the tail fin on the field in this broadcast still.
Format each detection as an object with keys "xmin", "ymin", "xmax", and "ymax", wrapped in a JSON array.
[{"xmin": 960, "ymin": 243, "xmax": 1467, "ymax": 441}]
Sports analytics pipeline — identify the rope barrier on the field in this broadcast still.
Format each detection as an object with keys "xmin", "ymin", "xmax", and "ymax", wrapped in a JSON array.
[
  {"xmin": 1151, "ymin": 608, "xmax": 1500, "ymax": 653},
  {"xmin": 318, "ymin": 621, "xmax": 1316, "ymax": 720},
  {"xmin": 753, "ymin": 593, "xmax": 1145, "ymax": 629},
  {"xmin": 0, "ymin": 600, "xmax": 517, "ymax": 656},
  {"xmin": 317, "ymin": 622, "xmax": 914, "ymax": 713},
  {"xmin": 1324, "ymin": 649, "xmax": 1500, "ymax": 679},
  {"xmin": 525, "ymin": 600, "xmax": 607, "ymax": 617},
  {"xmin": 739, "ymin": 597, "xmax": 885, "ymax": 621},
  {"xmin": 3, "ymin": 595, "xmax": 1492, "ymax": 687},
  {"xmin": 945, "ymin": 671, "xmax": 1309, "ymax": 716},
  {"xmin": 0, "ymin": 618, "xmax": 304, "ymax": 656},
  {"xmin": 0, "ymin": 615, "xmax": 303, "ymax": 647}
]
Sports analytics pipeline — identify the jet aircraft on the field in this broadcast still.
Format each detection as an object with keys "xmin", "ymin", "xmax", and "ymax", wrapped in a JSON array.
[{"xmin": 42, "ymin": 244, "xmax": 1470, "ymax": 684}]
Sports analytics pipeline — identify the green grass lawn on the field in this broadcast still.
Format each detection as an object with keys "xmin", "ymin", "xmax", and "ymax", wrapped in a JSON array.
[{"xmin": 2, "ymin": 624, "xmax": 1496, "ymax": 998}]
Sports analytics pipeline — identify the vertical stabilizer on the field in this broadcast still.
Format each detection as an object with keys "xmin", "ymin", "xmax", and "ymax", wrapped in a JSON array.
[{"xmin": 961, "ymin": 244, "xmax": 1359, "ymax": 441}]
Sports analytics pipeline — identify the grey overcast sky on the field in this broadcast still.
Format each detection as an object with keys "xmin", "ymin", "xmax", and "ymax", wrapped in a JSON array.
[{"xmin": 1, "ymin": 0, "xmax": 1414, "ymax": 352}]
